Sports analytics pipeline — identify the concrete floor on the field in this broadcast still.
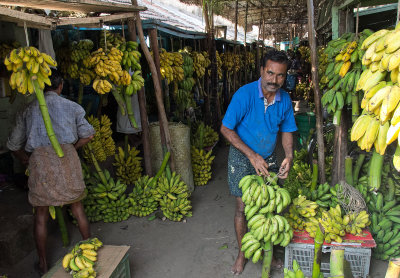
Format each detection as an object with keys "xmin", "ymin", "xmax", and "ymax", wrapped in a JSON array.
[{"xmin": 0, "ymin": 145, "xmax": 389, "ymax": 278}]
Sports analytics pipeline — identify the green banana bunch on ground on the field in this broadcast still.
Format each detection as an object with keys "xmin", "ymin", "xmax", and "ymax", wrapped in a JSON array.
[
  {"xmin": 128, "ymin": 176, "xmax": 158, "ymax": 217},
  {"xmin": 113, "ymin": 145, "xmax": 142, "ymax": 185},
  {"xmin": 83, "ymin": 115, "xmax": 115, "ymax": 163},
  {"xmin": 191, "ymin": 146, "xmax": 214, "ymax": 186},
  {"xmin": 284, "ymin": 260, "xmax": 307, "ymax": 278},
  {"xmin": 62, "ymin": 238, "xmax": 103, "ymax": 278},
  {"xmin": 118, "ymin": 41, "xmax": 141, "ymax": 71},
  {"xmin": 155, "ymin": 172, "xmax": 192, "ymax": 221},
  {"xmin": 191, "ymin": 122, "xmax": 219, "ymax": 149},
  {"xmin": 310, "ymin": 182, "xmax": 339, "ymax": 208},
  {"xmin": 100, "ymin": 30, "xmax": 125, "ymax": 49}
]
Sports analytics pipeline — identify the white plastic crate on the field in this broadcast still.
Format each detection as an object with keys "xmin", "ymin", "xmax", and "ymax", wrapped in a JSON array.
[{"xmin": 284, "ymin": 243, "xmax": 371, "ymax": 278}]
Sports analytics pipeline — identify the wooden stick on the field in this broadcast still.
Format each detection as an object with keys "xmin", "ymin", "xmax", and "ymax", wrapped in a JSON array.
[
  {"xmin": 397, "ymin": 0, "xmax": 400, "ymax": 25},
  {"xmin": 355, "ymin": 4, "xmax": 360, "ymax": 36},
  {"xmin": 131, "ymin": 0, "xmax": 175, "ymax": 172},
  {"xmin": 306, "ymin": 0, "xmax": 326, "ymax": 183},
  {"xmin": 234, "ymin": 0, "xmax": 238, "ymax": 42},
  {"xmin": 128, "ymin": 17, "xmax": 152, "ymax": 176}
]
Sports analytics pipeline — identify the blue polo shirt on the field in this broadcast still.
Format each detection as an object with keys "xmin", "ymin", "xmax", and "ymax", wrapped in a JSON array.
[{"xmin": 222, "ymin": 78, "xmax": 297, "ymax": 158}]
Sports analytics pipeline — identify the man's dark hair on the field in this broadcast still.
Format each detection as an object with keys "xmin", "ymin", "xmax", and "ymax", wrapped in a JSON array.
[
  {"xmin": 261, "ymin": 49, "xmax": 290, "ymax": 68},
  {"xmin": 44, "ymin": 69, "xmax": 63, "ymax": 91}
]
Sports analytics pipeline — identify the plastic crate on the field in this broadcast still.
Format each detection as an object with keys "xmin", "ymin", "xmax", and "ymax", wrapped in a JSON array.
[
  {"xmin": 284, "ymin": 243, "xmax": 371, "ymax": 278},
  {"xmin": 110, "ymin": 253, "xmax": 130, "ymax": 278}
]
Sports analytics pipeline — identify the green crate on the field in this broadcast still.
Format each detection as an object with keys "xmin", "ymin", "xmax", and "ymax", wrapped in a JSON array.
[{"xmin": 110, "ymin": 253, "xmax": 130, "ymax": 278}]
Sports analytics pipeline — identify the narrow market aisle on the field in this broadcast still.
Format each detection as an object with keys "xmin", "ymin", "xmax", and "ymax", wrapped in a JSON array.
[{"xmin": 0, "ymin": 145, "xmax": 388, "ymax": 278}]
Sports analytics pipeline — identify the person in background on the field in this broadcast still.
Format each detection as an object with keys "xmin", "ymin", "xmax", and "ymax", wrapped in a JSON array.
[
  {"xmin": 7, "ymin": 70, "xmax": 95, "ymax": 275},
  {"xmin": 221, "ymin": 49, "xmax": 297, "ymax": 275}
]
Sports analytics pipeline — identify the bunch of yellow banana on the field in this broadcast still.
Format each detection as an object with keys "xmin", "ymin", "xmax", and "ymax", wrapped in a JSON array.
[
  {"xmin": 154, "ymin": 172, "xmax": 192, "ymax": 221},
  {"xmin": 62, "ymin": 238, "xmax": 103, "ymax": 278},
  {"xmin": 191, "ymin": 146, "xmax": 214, "ymax": 186},
  {"xmin": 284, "ymin": 205, "xmax": 306, "ymax": 231},
  {"xmin": 192, "ymin": 51, "xmax": 210, "ymax": 78},
  {"xmin": 298, "ymin": 46, "xmax": 311, "ymax": 63},
  {"xmin": 80, "ymin": 68, "xmax": 96, "ymax": 86},
  {"xmin": 100, "ymin": 30, "xmax": 125, "ymax": 49},
  {"xmin": 0, "ymin": 42, "xmax": 20, "ymax": 60},
  {"xmin": 350, "ymin": 25, "xmax": 400, "ymax": 169},
  {"xmin": 128, "ymin": 176, "xmax": 158, "ymax": 217},
  {"xmin": 113, "ymin": 145, "xmax": 142, "ymax": 185},
  {"xmin": 242, "ymin": 51, "xmax": 255, "ymax": 70},
  {"xmin": 83, "ymin": 115, "xmax": 115, "ymax": 163},
  {"xmin": 5, "ymin": 46, "xmax": 56, "ymax": 94},
  {"xmin": 344, "ymin": 210, "xmax": 370, "ymax": 235},
  {"xmin": 119, "ymin": 41, "xmax": 141, "ymax": 71},
  {"xmin": 291, "ymin": 195, "xmax": 318, "ymax": 218},
  {"xmin": 215, "ymin": 50, "xmax": 223, "ymax": 79},
  {"xmin": 82, "ymin": 167, "xmax": 131, "ymax": 223},
  {"xmin": 319, "ymin": 205, "xmax": 346, "ymax": 243},
  {"xmin": 156, "ymin": 48, "xmax": 174, "ymax": 82},
  {"xmin": 221, "ymin": 52, "xmax": 240, "ymax": 74}
]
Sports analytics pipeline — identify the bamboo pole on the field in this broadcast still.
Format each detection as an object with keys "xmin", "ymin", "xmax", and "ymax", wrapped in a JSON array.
[
  {"xmin": 131, "ymin": 0, "xmax": 175, "ymax": 172},
  {"xmin": 312, "ymin": 225, "xmax": 324, "ymax": 278},
  {"xmin": 345, "ymin": 156, "xmax": 353, "ymax": 185},
  {"xmin": 77, "ymin": 83, "xmax": 84, "ymax": 105},
  {"xmin": 55, "ymin": 206, "xmax": 69, "ymax": 247},
  {"xmin": 330, "ymin": 247, "xmax": 345, "ymax": 278},
  {"xmin": 262, "ymin": 241, "xmax": 273, "ymax": 278},
  {"xmin": 128, "ymin": 17, "xmax": 152, "ymax": 176},
  {"xmin": 306, "ymin": 0, "xmax": 326, "ymax": 183}
]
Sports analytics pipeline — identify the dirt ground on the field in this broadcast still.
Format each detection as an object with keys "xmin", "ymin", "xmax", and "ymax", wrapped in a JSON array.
[{"xmin": 0, "ymin": 145, "xmax": 389, "ymax": 278}]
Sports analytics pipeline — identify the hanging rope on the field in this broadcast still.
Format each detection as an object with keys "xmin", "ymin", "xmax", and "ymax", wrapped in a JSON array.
[
  {"xmin": 104, "ymin": 28, "xmax": 107, "ymax": 52},
  {"xmin": 355, "ymin": 4, "xmax": 360, "ymax": 37},
  {"xmin": 24, "ymin": 21, "xmax": 30, "ymax": 47},
  {"xmin": 121, "ymin": 20, "xmax": 125, "ymax": 40}
]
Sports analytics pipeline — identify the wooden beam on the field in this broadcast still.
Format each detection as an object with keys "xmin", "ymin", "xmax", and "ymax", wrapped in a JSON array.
[
  {"xmin": 307, "ymin": 0, "xmax": 326, "ymax": 183},
  {"xmin": 0, "ymin": 6, "xmax": 55, "ymax": 28},
  {"xmin": 57, "ymin": 12, "xmax": 136, "ymax": 26}
]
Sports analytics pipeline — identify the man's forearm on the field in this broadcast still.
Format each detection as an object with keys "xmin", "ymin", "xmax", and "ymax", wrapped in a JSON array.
[
  {"xmin": 281, "ymin": 132, "xmax": 294, "ymax": 160},
  {"xmin": 74, "ymin": 136, "xmax": 93, "ymax": 149},
  {"xmin": 220, "ymin": 125, "xmax": 255, "ymax": 159}
]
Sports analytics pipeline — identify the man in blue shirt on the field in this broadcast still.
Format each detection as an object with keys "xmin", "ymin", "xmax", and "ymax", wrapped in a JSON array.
[{"xmin": 221, "ymin": 49, "xmax": 297, "ymax": 275}]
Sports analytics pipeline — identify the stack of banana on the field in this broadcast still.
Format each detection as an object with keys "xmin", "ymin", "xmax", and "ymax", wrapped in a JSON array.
[
  {"xmin": 0, "ymin": 42, "xmax": 20, "ymax": 60},
  {"xmin": 318, "ymin": 46, "xmax": 328, "ymax": 79},
  {"xmin": 67, "ymin": 40, "xmax": 95, "ymax": 85},
  {"xmin": 62, "ymin": 238, "xmax": 103, "ymax": 278},
  {"xmin": 100, "ymin": 30, "xmax": 125, "ymax": 49},
  {"xmin": 238, "ymin": 174, "xmax": 293, "ymax": 264},
  {"xmin": 157, "ymin": 49, "xmax": 184, "ymax": 84},
  {"xmin": 128, "ymin": 176, "xmax": 159, "ymax": 217},
  {"xmin": 119, "ymin": 41, "xmax": 141, "ymax": 71},
  {"xmin": 83, "ymin": 169, "xmax": 130, "ymax": 223},
  {"xmin": 310, "ymin": 183, "xmax": 339, "ymax": 208},
  {"xmin": 113, "ymin": 145, "xmax": 142, "ymax": 185},
  {"xmin": 284, "ymin": 260, "xmax": 306, "ymax": 278},
  {"xmin": 215, "ymin": 50, "xmax": 223, "ymax": 80},
  {"xmin": 221, "ymin": 52, "xmax": 241, "ymax": 74},
  {"xmin": 175, "ymin": 53, "xmax": 196, "ymax": 117},
  {"xmin": 191, "ymin": 122, "xmax": 219, "ymax": 149},
  {"xmin": 242, "ymin": 51, "xmax": 255, "ymax": 71},
  {"xmin": 298, "ymin": 46, "xmax": 311, "ymax": 63},
  {"xmin": 191, "ymin": 146, "xmax": 215, "ymax": 186},
  {"xmin": 320, "ymin": 30, "xmax": 373, "ymax": 125},
  {"xmin": 83, "ymin": 115, "xmax": 115, "ymax": 163},
  {"xmin": 154, "ymin": 172, "xmax": 192, "ymax": 221},
  {"xmin": 192, "ymin": 51, "xmax": 210, "ymax": 78},
  {"xmin": 5, "ymin": 46, "xmax": 56, "ymax": 94},
  {"xmin": 350, "ymin": 25, "xmax": 400, "ymax": 170},
  {"xmin": 285, "ymin": 195, "xmax": 318, "ymax": 233}
]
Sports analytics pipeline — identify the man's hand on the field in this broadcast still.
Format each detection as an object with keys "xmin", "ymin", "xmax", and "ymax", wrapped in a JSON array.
[
  {"xmin": 74, "ymin": 135, "xmax": 94, "ymax": 150},
  {"xmin": 249, "ymin": 153, "xmax": 270, "ymax": 176},
  {"xmin": 278, "ymin": 157, "xmax": 293, "ymax": 179}
]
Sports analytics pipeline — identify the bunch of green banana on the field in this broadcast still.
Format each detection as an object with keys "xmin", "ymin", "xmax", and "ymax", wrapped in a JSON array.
[
  {"xmin": 298, "ymin": 46, "xmax": 311, "ymax": 63},
  {"xmin": 221, "ymin": 52, "xmax": 240, "ymax": 74},
  {"xmin": 71, "ymin": 40, "xmax": 94, "ymax": 62},
  {"xmin": 310, "ymin": 183, "xmax": 339, "ymax": 208},
  {"xmin": 5, "ymin": 46, "xmax": 56, "ymax": 94},
  {"xmin": 181, "ymin": 52, "xmax": 194, "ymax": 78},
  {"xmin": 83, "ymin": 115, "xmax": 115, "ymax": 163},
  {"xmin": 154, "ymin": 172, "xmax": 192, "ymax": 221},
  {"xmin": 284, "ymin": 260, "xmax": 306, "ymax": 278},
  {"xmin": 118, "ymin": 41, "xmax": 141, "ymax": 71},
  {"xmin": 0, "ymin": 41, "xmax": 20, "ymax": 60},
  {"xmin": 191, "ymin": 146, "xmax": 214, "ymax": 186},
  {"xmin": 128, "ymin": 176, "xmax": 158, "ymax": 217},
  {"xmin": 191, "ymin": 122, "xmax": 219, "ymax": 149},
  {"xmin": 113, "ymin": 145, "xmax": 142, "ymax": 185},
  {"xmin": 283, "ymin": 156, "xmax": 313, "ymax": 198},
  {"xmin": 62, "ymin": 238, "xmax": 103, "ymax": 278},
  {"xmin": 355, "ymin": 175, "xmax": 372, "ymax": 204},
  {"xmin": 100, "ymin": 30, "xmax": 125, "ymax": 49}
]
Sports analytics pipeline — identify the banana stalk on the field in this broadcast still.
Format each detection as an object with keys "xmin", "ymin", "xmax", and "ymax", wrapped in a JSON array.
[
  {"xmin": 385, "ymin": 259, "xmax": 400, "ymax": 278},
  {"xmin": 312, "ymin": 225, "xmax": 324, "ymax": 278},
  {"xmin": 330, "ymin": 247, "xmax": 345, "ymax": 278},
  {"xmin": 262, "ymin": 241, "xmax": 273, "ymax": 278},
  {"xmin": 32, "ymin": 77, "xmax": 64, "ymax": 158},
  {"xmin": 369, "ymin": 150, "xmax": 384, "ymax": 191},
  {"xmin": 148, "ymin": 151, "xmax": 171, "ymax": 188},
  {"xmin": 111, "ymin": 87, "xmax": 126, "ymax": 116},
  {"xmin": 333, "ymin": 109, "xmax": 342, "ymax": 126},
  {"xmin": 352, "ymin": 153, "xmax": 365, "ymax": 185},
  {"xmin": 311, "ymin": 160, "xmax": 318, "ymax": 191},
  {"xmin": 78, "ymin": 83, "xmax": 84, "ymax": 105},
  {"xmin": 87, "ymin": 142, "xmax": 108, "ymax": 185},
  {"xmin": 351, "ymin": 94, "xmax": 359, "ymax": 123},
  {"xmin": 55, "ymin": 206, "xmax": 69, "ymax": 247},
  {"xmin": 345, "ymin": 156, "xmax": 353, "ymax": 185},
  {"xmin": 124, "ymin": 88, "xmax": 138, "ymax": 129}
]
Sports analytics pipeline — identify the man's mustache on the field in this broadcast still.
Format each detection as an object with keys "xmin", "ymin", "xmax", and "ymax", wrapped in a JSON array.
[{"xmin": 266, "ymin": 82, "xmax": 279, "ymax": 87}]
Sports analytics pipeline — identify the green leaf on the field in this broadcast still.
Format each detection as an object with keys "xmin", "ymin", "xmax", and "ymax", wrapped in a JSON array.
[
  {"xmin": 148, "ymin": 215, "xmax": 156, "ymax": 221},
  {"xmin": 219, "ymin": 244, "xmax": 228, "ymax": 250}
]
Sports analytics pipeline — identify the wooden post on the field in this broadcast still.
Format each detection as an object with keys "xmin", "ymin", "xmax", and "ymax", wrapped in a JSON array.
[
  {"xmin": 128, "ymin": 18, "xmax": 152, "ymax": 176},
  {"xmin": 244, "ymin": 0, "xmax": 248, "ymax": 85},
  {"xmin": 306, "ymin": 0, "xmax": 326, "ymax": 183},
  {"xmin": 131, "ymin": 0, "xmax": 175, "ymax": 171},
  {"xmin": 234, "ymin": 0, "xmax": 238, "ymax": 42},
  {"xmin": 397, "ymin": 0, "xmax": 400, "ymax": 25}
]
